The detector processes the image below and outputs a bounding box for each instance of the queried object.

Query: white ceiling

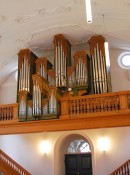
[0,0,130,85]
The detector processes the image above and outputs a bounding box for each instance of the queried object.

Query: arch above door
[54,132,94,175]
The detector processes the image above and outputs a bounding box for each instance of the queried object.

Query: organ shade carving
[88,35,111,94]
[17,34,112,121]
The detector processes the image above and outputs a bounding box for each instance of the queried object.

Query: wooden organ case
[17,34,112,122]
[54,34,71,90]
[88,35,112,94]
[67,51,92,96]
[17,49,62,121]
[17,49,38,119]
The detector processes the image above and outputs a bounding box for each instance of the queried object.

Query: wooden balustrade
[0,149,31,175]
[0,91,130,134]
[60,91,130,119]
[0,103,18,122]
[110,159,130,175]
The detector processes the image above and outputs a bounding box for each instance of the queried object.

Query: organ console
[17,34,112,121]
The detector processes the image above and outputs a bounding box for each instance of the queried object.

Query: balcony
[0,90,130,135]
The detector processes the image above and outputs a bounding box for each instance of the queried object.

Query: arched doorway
[54,133,93,175]
[65,139,92,175]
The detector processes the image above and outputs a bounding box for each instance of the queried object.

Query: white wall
[0,126,130,175]
[109,49,130,91]
[0,70,17,104]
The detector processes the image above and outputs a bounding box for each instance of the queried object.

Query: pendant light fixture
[85,0,92,23]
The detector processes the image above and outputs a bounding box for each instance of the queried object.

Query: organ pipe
[54,34,71,88]
[74,51,88,87]
[88,35,112,94]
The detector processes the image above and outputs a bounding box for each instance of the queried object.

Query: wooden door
[65,153,92,175]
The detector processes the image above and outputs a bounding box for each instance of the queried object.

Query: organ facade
[17,34,111,121]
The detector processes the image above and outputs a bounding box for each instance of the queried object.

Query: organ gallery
[17,34,111,121]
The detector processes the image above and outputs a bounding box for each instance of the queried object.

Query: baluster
[93,99,96,113]
[84,99,87,113]
[6,107,9,120]
[107,97,111,111]
[87,98,91,113]
[79,99,81,114]
[76,100,79,114]
[72,100,75,114]
[82,99,85,113]
[69,100,72,115]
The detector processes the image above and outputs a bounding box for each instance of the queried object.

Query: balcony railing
[0,149,31,175]
[110,159,130,175]
[0,91,130,122]
[60,91,130,119]
[0,103,18,122]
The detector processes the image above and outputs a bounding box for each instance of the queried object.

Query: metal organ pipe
[58,42,60,86]
[23,57,26,90]
[55,45,58,86]
[94,47,99,94]
[61,45,63,85]
[102,55,107,92]
[33,85,35,115]
[38,87,41,115]
[19,68,21,90]
[25,58,28,91]
[92,55,96,93]
[96,44,102,93]
[21,61,24,90]
[49,91,56,114]
[100,50,105,93]
[28,64,30,92]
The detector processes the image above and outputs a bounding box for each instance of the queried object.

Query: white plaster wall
[0,126,130,175]
[109,49,130,91]
[0,70,17,104]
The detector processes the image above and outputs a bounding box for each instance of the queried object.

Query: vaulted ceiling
[0,0,130,85]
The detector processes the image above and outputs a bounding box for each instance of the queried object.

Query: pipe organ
[48,87,62,115]
[67,67,75,88]
[18,91,28,118]
[48,69,55,87]
[36,57,53,79]
[18,49,38,94]
[32,75,43,116]
[88,35,111,94]
[17,34,112,121]
[54,34,71,88]
[74,51,88,86]
[67,51,91,96]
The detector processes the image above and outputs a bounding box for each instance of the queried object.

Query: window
[118,52,130,69]
[66,139,91,153]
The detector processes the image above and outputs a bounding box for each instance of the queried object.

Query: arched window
[66,139,91,153]
[118,52,130,69]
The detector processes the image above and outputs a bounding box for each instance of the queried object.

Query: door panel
[65,154,92,175]
[65,155,79,175]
